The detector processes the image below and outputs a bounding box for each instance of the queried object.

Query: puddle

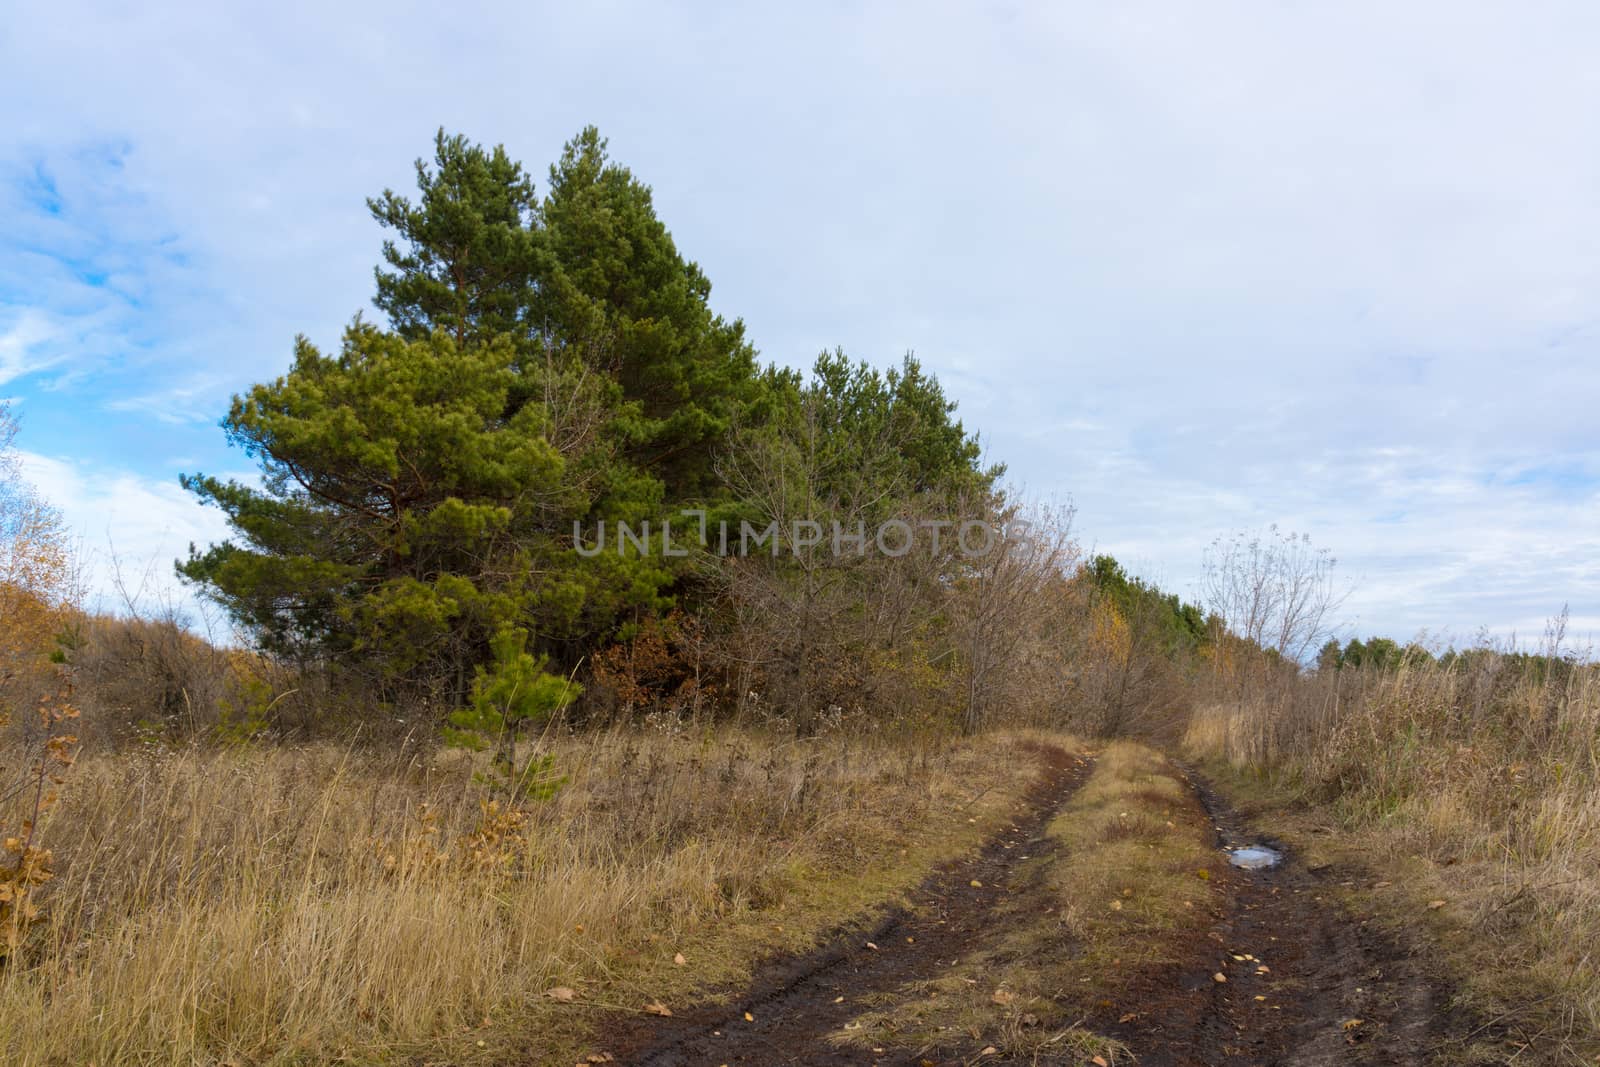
[1225,846,1281,870]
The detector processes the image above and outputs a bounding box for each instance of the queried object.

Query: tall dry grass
[0,725,1043,1065]
[1186,645,1600,1046]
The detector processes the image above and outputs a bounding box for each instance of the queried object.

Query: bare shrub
[1201,525,1346,667]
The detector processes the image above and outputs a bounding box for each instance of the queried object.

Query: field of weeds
[0,727,1056,1065]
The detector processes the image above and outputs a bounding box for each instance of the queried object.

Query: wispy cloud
[0,309,64,385]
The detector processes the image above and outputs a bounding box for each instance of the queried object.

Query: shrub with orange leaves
[588,612,714,725]
[0,402,78,955]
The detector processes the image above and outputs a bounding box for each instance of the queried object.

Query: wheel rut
[604,743,1095,1066]
[602,750,1496,1067]
[1094,765,1484,1066]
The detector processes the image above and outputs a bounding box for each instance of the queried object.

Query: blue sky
[3,1,1598,645]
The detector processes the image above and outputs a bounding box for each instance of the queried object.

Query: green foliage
[444,626,576,802]
[1084,554,1208,656]
[181,128,754,697]
[1319,636,1444,672]
[806,349,999,503]
[445,627,578,743]
[369,129,546,349]
[179,324,587,682]
[728,349,998,533]
[541,128,763,503]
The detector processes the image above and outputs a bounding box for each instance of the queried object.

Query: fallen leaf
[1428,899,1447,910]
[744,1010,755,1021]
[1342,1018,1364,1031]
[865,941,880,951]
[980,1047,998,1056]
[991,989,1016,1005]
[833,995,845,1003]
[1196,868,1211,881]
[1118,1011,1139,1023]
[1212,972,1227,983]
[644,1001,672,1017]
[546,987,577,1003]
[1092,1057,1109,1067]
[673,953,686,966]
[1257,965,1270,974]
[970,880,984,888]
[1110,900,1123,911]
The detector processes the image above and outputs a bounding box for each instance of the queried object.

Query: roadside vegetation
[0,126,1596,1064]
[1187,636,1600,1060]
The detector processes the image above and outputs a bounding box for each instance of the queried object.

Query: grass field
[0,728,1072,1065]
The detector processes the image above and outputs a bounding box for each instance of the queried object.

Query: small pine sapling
[443,626,578,802]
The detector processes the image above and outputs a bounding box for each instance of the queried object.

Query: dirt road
[1091,767,1475,1066]
[602,746,1487,1066]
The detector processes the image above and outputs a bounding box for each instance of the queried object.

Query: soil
[599,748,1496,1067]
[1089,766,1486,1066]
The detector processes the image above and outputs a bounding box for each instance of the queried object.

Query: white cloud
[0,310,65,385]
[17,450,236,629]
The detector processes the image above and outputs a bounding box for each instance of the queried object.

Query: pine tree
[368,130,547,351]
[180,128,770,702]
[541,127,762,503]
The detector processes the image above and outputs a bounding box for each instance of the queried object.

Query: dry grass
[0,725,1050,1066]
[1186,653,1600,1059]
[1041,743,1219,978]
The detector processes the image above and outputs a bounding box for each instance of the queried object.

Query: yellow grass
[0,726,1055,1066]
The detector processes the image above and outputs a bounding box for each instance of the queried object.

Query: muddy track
[604,751,1498,1067]
[1096,764,1483,1067]
[604,743,1095,1067]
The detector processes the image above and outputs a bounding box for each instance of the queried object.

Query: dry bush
[582,611,716,727]
[0,724,1047,1064]
[704,495,1087,737]
[70,614,235,740]
[1069,590,1198,742]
